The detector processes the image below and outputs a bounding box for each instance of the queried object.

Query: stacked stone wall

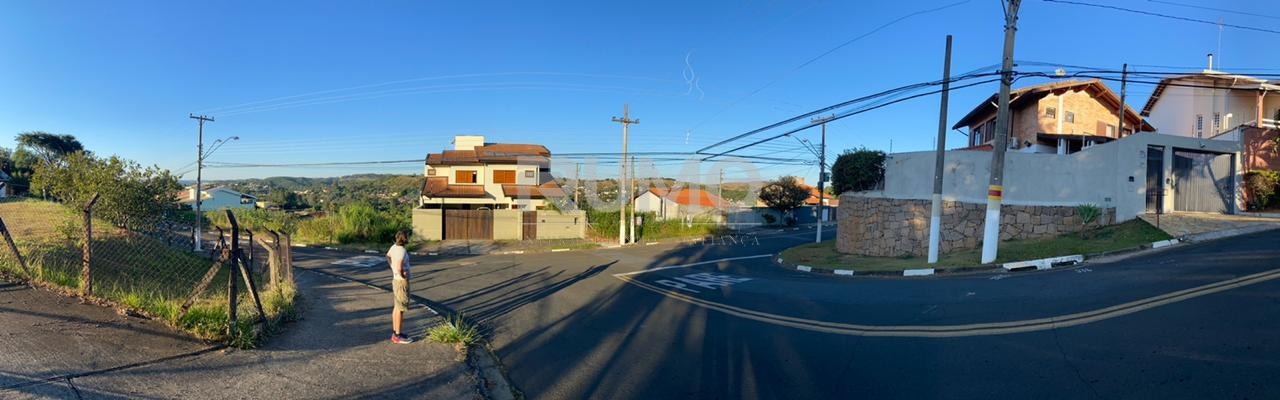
[836,194,1115,257]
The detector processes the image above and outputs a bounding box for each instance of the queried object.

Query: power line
[1043,0,1280,35]
[1146,0,1280,21]
[682,0,973,138]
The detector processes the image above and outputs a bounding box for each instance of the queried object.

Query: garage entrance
[1172,149,1235,214]
[443,209,493,240]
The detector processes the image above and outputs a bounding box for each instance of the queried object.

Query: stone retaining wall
[836,194,1115,257]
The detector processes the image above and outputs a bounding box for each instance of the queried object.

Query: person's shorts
[393,279,410,312]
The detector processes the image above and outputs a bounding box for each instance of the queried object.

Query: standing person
[387,230,414,344]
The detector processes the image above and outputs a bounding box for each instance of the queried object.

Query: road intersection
[295,226,1280,399]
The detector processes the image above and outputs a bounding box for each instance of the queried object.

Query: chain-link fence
[0,197,297,347]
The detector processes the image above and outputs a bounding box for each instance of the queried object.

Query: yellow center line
[615,267,1280,338]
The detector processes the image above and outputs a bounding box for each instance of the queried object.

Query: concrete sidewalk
[1,272,477,399]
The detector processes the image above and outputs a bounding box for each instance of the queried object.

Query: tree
[830,147,886,195]
[31,152,181,229]
[759,176,810,225]
[16,131,84,167]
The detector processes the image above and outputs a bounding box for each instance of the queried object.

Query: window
[524,170,535,178]
[971,125,982,146]
[1196,114,1204,131]
[1065,111,1075,123]
[1045,107,1057,119]
[455,170,477,184]
[493,170,516,184]
[1105,124,1115,137]
[1213,112,1221,129]
[427,168,436,176]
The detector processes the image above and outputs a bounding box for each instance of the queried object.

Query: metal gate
[443,209,493,240]
[522,211,537,240]
[1172,150,1234,213]
[1145,145,1165,213]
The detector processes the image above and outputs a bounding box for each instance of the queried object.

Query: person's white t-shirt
[387,245,410,281]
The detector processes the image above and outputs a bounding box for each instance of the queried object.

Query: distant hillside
[212,174,422,211]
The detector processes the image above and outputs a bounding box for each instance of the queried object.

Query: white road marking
[330,255,384,268]
[1075,268,1093,274]
[653,272,753,294]
[612,254,774,277]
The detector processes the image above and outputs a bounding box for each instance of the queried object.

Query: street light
[193,135,238,252]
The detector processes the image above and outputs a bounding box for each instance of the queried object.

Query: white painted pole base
[980,205,1001,264]
[927,194,942,263]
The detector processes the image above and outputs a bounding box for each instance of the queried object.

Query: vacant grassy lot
[0,198,297,346]
[781,219,1172,272]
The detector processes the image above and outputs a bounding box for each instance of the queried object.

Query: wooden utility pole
[811,115,834,243]
[611,105,638,246]
[574,162,582,208]
[189,114,214,252]
[980,0,1020,264]
[1117,63,1127,139]
[928,35,953,264]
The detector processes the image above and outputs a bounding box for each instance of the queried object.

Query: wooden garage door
[522,211,537,240]
[443,209,493,240]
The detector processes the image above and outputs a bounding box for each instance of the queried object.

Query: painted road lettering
[654,272,752,294]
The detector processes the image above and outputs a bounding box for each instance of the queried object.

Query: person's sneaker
[391,333,414,344]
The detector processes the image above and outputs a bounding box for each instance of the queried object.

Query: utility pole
[574,162,582,208]
[811,115,834,243]
[928,35,954,264]
[189,114,214,252]
[612,105,638,246]
[980,0,1020,264]
[1117,63,1127,139]
[717,169,725,227]
[629,155,637,244]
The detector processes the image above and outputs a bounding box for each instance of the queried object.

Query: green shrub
[1244,170,1280,211]
[1076,203,1101,239]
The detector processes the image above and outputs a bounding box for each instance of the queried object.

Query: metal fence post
[81,193,100,296]
[246,229,254,274]
[0,217,32,279]
[225,211,239,338]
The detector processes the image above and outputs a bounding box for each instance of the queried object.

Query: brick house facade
[954,80,1154,154]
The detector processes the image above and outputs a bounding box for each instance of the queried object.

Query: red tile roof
[426,143,551,166]
[645,188,728,208]
[421,177,487,198]
[501,183,568,199]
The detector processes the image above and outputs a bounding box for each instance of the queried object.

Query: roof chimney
[1207,53,1214,71]
[452,135,485,151]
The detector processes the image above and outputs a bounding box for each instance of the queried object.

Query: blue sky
[1,0,1276,182]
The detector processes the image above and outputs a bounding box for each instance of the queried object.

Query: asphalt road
[295,227,1280,399]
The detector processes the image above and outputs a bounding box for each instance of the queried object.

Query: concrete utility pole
[189,114,214,252]
[1117,63,1127,139]
[980,0,1020,264]
[574,162,582,208]
[928,35,954,264]
[629,155,637,244]
[811,115,834,243]
[612,105,638,246]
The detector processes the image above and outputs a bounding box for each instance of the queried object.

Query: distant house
[419,135,568,210]
[953,79,1154,154]
[1141,67,1280,171]
[177,186,256,210]
[634,187,728,220]
[0,170,9,198]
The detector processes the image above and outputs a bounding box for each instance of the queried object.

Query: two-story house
[954,79,1153,154]
[1140,65,1280,171]
[419,135,567,210]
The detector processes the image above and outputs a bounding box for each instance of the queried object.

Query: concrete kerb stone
[1002,255,1083,272]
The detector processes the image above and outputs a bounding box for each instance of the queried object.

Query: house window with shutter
[525,170,535,178]
[493,170,516,184]
[427,169,436,176]
[1045,107,1057,119]
[1065,111,1075,123]
[455,170,477,184]
[1105,124,1115,137]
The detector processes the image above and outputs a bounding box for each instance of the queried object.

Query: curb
[772,255,994,277]
[1002,255,1083,271]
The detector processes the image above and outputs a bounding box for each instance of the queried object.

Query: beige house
[419,135,567,210]
[413,135,584,241]
[954,80,1154,154]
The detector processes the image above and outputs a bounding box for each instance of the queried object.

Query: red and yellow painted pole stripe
[987,185,1003,201]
